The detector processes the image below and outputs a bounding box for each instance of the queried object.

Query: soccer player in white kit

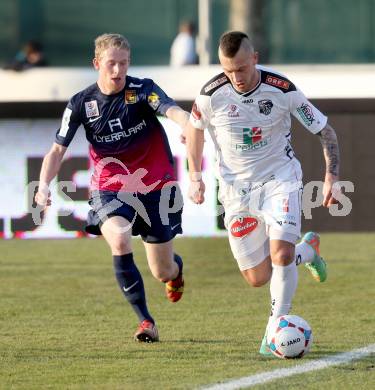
[186,31,340,355]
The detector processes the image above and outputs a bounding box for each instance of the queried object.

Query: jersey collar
[231,70,262,97]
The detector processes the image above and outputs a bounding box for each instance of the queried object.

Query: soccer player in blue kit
[35,33,190,342]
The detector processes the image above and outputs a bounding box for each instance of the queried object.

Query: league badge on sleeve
[85,100,99,118]
[147,92,160,110]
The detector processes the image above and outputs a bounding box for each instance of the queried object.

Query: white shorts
[219,162,303,271]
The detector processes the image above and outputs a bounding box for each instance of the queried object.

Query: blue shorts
[85,185,183,243]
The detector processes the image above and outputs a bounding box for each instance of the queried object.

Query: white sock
[295,242,314,265]
[266,262,298,334]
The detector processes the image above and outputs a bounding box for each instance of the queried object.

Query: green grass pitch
[1,234,374,389]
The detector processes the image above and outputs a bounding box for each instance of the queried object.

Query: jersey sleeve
[189,94,211,130]
[55,97,82,146]
[145,80,177,115]
[288,88,327,134]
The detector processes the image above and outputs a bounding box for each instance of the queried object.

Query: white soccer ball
[267,315,313,359]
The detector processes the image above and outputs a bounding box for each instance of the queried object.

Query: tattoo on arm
[318,124,340,176]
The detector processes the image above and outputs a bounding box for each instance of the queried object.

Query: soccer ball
[267,315,313,359]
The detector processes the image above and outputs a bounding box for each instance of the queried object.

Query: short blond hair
[94,33,130,59]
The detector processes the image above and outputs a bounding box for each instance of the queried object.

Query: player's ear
[93,57,100,70]
[252,51,259,64]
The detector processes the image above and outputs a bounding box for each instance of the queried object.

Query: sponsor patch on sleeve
[296,103,315,126]
[204,75,228,93]
[265,75,290,90]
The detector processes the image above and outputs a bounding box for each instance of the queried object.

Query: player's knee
[271,249,294,266]
[242,270,270,287]
[250,275,270,287]
[109,237,131,255]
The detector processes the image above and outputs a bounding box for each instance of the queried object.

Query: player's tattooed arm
[317,123,341,207]
[317,123,340,176]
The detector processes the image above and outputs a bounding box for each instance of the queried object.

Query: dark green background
[1,0,374,66]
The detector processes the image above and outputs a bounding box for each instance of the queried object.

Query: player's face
[219,46,259,93]
[94,48,130,94]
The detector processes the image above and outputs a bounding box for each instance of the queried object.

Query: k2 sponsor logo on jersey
[296,103,315,126]
[85,100,99,118]
[228,104,240,117]
[192,102,202,120]
[148,92,160,110]
[265,75,290,90]
[258,99,273,115]
[241,98,253,104]
[125,90,137,104]
[230,216,258,237]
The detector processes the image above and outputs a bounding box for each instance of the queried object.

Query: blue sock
[113,254,154,324]
[173,253,183,278]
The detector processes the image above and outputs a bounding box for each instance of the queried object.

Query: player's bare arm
[165,106,190,143]
[35,143,67,208]
[186,122,205,204]
[317,123,340,207]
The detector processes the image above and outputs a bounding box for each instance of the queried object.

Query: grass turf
[0,233,374,389]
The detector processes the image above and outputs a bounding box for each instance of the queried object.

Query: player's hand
[188,179,205,204]
[34,189,51,209]
[322,173,341,207]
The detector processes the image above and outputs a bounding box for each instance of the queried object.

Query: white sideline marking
[201,344,375,390]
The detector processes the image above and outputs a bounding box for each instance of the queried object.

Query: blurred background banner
[0,118,221,239]
[1,0,374,238]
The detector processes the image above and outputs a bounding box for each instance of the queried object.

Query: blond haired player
[35,33,189,343]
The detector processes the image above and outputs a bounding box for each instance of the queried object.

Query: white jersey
[189,65,327,184]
